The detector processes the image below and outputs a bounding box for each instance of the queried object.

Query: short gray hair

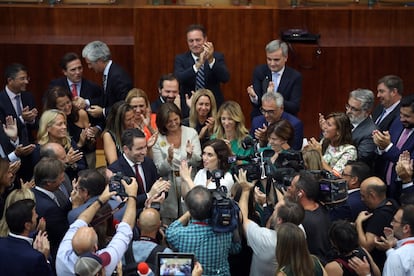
[265,40,288,57]
[82,41,111,62]
[262,92,284,107]
[349,89,374,111]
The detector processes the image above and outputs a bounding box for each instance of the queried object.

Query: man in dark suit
[82,40,133,118]
[373,94,414,199]
[0,116,36,186]
[345,89,377,166]
[174,24,230,117]
[372,75,403,132]
[0,63,38,144]
[32,157,71,262]
[108,128,170,209]
[49,52,104,168]
[250,92,303,150]
[0,199,53,276]
[151,73,180,114]
[329,161,369,222]
[247,40,302,119]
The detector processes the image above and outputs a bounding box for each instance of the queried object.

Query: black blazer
[32,188,70,260]
[108,154,159,208]
[372,103,400,132]
[104,62,133,116]
[49,77,104,106]
[0,235,54,276]
[0,89,38,144]
[251,65,302,118]
[174,51,230,117]
[375,115,414,198]
[49,77,105,129]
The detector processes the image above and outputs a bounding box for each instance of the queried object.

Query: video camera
[109,172,132,198]
[310,170,348,206]
[230,136,276,182]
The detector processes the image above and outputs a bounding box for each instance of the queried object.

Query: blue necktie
[375,108,386,125]
[195,62,205,91]
[15,95,22,117]
[272,72,280,92]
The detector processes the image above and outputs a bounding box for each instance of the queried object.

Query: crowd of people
[0,22,413,276]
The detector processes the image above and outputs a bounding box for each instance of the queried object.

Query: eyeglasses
[345,104,362,112]
[260,107,276,115]
[342,173,354,177]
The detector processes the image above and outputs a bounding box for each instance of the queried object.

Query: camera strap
[89,200,126,227]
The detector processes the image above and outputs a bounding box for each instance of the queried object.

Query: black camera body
[230,136,276,182]
[109,172,132,197]
[309,170,348,206]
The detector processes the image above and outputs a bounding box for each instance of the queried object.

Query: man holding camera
[236,169,305,276]
[166,186,240,276]
[108,128,170,209]
[56,178,138,276]
[285,171,331,263]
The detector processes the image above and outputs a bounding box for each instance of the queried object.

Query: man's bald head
[138,208,161,234]
[360,177,387,209]
[72,226,98,255]
[40,142,67,161]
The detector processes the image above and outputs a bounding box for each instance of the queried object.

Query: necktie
[386,129,412,185]
[272,72,280,92]
[54,188,69,208]
[195,61,205,91]
[375,108,386,125]
[71,83,78,98]
[134,163,145,195]
[15,94,22,117]
[103,74,107,91]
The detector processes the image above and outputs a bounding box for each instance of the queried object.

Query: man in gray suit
[345,89,377,166]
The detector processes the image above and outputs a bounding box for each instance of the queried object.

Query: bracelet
[128,195,137,201]
[96,198,104,207]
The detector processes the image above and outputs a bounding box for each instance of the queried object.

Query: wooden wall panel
[0,4,413,139]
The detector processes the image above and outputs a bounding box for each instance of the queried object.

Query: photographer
[166,186,240,276]
[285,171,331,263]
[56,177,138,275]
[236,169,305,276]
[180,139,234,197]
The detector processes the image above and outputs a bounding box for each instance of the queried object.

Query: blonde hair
[302,149,323,170]
[189,89,217,129]
[0,188,35,237]
[213,101,249,146]
[125,88,150,109]
[37,109,71,150]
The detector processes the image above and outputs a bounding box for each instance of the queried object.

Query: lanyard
[401,240,414,247]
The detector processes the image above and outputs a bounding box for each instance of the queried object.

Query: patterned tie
[71,83,78,98]
[134,163,145,195]
[195,61,205,91]
[15,94,22,117]
[386,129,412,185]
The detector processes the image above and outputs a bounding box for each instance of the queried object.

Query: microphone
[137,262,154,276]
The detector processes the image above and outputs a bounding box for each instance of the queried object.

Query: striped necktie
[195,60,205,91]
